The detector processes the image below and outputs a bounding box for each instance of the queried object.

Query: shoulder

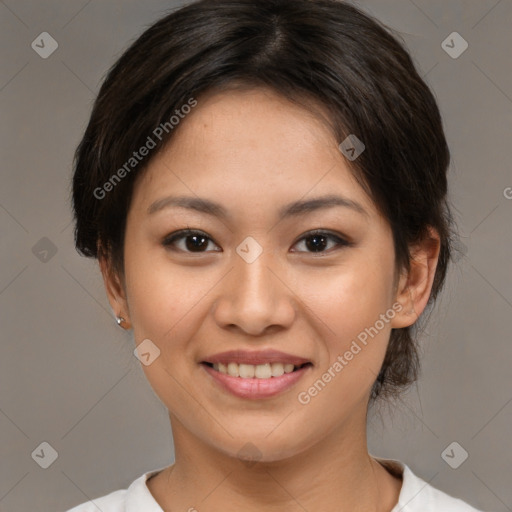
[375,457,484,512]
[64,467,166,512]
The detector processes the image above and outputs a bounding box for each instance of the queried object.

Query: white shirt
[65,458,484,511]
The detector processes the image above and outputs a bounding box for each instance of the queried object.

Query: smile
[200,362,313,399]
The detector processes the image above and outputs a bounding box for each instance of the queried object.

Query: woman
[67,0,483,510]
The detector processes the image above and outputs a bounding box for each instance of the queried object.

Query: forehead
[130,88,376,220]
[150,88,336,168]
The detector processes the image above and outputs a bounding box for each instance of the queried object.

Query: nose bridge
[235,247,276,301]
[233,234,278,297]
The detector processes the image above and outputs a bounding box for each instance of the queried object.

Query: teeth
[271,362,285,377]
[227,362,238,377]
[211,362,299,378]
[255,363,271,379]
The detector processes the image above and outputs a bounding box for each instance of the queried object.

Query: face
[103,87,423,463]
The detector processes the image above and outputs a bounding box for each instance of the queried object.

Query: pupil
[306,234,327,252]
[186,235,207,251]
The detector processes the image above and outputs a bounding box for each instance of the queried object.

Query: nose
[212,249,296,336]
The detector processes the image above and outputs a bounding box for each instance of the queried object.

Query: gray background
[1,0,511,511]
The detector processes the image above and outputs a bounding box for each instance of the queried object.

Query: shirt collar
[125,465,167,512]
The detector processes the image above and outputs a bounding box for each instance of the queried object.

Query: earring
[116,316,126,327]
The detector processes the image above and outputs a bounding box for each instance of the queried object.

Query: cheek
[123,246,205,404]
[294,249,395,399]
[299,252,394,343]
[123,243,204,340]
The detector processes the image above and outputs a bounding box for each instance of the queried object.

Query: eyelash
[162,228,352,255]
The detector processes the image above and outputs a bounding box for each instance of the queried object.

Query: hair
[72,0,456,402]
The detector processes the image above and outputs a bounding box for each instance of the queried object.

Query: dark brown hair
[72,0,456,402]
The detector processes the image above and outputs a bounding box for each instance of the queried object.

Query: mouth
[200,361,313,399]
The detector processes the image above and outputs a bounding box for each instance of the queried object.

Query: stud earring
[116,316,126,327]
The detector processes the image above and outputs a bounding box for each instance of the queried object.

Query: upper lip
[201,349,312,366]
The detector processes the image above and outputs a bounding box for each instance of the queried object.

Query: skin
[100,87,440,511]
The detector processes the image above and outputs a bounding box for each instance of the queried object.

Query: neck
[148,412,402,512]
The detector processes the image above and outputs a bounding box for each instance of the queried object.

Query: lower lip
[201,363,312,399]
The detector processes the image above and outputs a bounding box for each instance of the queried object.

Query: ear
[391,226,441,329]
[98,249,132,330]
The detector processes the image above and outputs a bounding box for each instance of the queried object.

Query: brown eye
[291,230,351,254]
[163,229,220,253]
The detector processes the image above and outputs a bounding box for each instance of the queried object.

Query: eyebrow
[147,194,369,220]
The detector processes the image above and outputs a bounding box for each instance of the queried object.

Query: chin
[207,430,315,466]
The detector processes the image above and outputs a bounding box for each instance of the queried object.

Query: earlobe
[390,227,441,329]
[115,315,131,330]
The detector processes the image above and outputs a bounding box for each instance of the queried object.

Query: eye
[162,228,352,254]
[291,230,352,254]
[162,228,220,253]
